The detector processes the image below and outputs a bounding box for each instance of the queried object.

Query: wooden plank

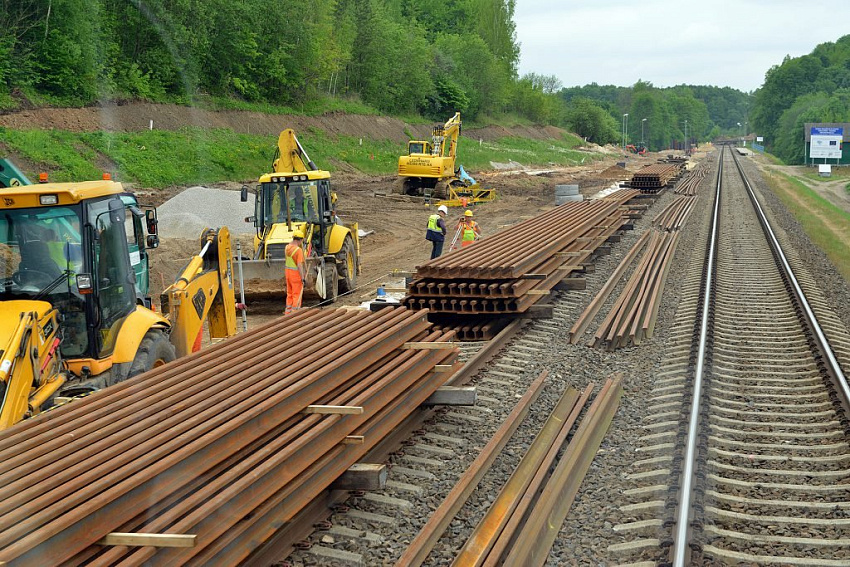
[526,290,551,296]
[342,435,365,444]
[391,270,418,277]
[520,273,547,280]
[330,464,388,491]
[423,386,477,406]
[98,533,196,548]
[555,251,583,258]
[303,405,364,415]
[402,342,456,350]
[434,364,455,373]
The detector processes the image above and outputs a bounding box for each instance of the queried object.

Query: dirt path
[758,159,850,214]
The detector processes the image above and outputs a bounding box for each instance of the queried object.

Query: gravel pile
[157,186,254,239]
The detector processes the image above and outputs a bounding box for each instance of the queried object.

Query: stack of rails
[0,307,458,567]
[628,163,684,193]
[404,189,641,340]
[673,164,709,196]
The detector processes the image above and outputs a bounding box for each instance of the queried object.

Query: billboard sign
[810,126,843,159]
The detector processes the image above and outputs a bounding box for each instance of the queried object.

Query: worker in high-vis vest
[458,209,481,248]
[425,204,448,259]
[284,230,307,314]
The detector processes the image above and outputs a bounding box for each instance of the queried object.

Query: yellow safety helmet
[464,209,473,217]
[292,230,305,239]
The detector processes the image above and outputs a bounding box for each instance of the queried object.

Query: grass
[797,166,850,184]
[765,170,850,280]
[1,124,597,189]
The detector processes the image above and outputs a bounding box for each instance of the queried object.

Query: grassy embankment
[763,168,850,280]
[0,122,590,189]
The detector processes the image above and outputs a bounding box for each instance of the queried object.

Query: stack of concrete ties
[404,190,641,338]
[629,163,684,192]
[0,307,458,566]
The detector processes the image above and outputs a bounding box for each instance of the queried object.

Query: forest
[4,0,754,152]
[751,34,850,164]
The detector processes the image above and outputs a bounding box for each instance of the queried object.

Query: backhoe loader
[396,112,495,206]
[239,129,361,302]
[0,178,237,430]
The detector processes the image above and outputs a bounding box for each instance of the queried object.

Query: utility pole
[641,118,647,147]
[684,120,688,153]
[622,113,628,152]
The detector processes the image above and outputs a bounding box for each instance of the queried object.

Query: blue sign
[811,126,843,136]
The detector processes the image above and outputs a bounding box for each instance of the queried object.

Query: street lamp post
[622,113,629,152]
[737,122,742,146]
[684,120,688,153]
[641,118,647,147]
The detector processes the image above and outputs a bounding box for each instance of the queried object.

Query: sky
[515,0,850,93]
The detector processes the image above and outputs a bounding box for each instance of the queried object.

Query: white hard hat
[438,205,448,214]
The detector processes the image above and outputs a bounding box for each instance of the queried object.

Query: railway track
[609,146,850,565]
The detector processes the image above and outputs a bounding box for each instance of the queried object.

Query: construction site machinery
[0,158,32,188]
[396,112,495,206]
[0,179,237,430]
[239,129,361,302]
[626,144,647,156]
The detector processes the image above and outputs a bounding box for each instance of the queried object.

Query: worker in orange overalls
[285,230,307,315]
[458,209,482,248]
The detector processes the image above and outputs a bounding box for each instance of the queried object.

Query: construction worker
[458,209,481,248]
[285,230,307,314]
[425,205,448,259]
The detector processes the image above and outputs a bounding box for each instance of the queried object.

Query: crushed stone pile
[157,186,255,239]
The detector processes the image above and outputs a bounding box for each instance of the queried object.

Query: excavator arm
[160,228,237,358]
[0,304,66,430]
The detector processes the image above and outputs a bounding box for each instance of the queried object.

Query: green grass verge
[767,171,850,280]
[1,126,597,188]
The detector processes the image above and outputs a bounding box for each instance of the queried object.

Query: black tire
[336,236,358,294]
[126,330,176,380]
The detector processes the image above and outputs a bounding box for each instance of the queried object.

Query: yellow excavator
[396,112,495,205]
[239,129,361,302]
[0,177,237,430]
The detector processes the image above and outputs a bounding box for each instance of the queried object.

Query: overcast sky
[515,0,850,93]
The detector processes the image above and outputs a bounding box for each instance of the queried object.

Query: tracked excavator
[239,129,361,302]
[396,112,495,206]
[0,177,237,430]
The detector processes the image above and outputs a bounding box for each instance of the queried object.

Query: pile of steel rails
[673,164,710,196]
[397,372,623,567]
[404,189,643,340]
[628,162,685,192]
[0,307,458,567]
[569,192,697,349]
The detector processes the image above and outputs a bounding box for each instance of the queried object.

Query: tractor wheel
[433,181,449,199]
[336,236,358,294]
[126,330,176,380]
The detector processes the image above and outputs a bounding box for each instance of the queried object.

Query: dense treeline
[0,0,537,121]
[752,35,850,164]
[559,82,752,150]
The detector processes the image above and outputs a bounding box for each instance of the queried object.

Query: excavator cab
[238,129,361,303]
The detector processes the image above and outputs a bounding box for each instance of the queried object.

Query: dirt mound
[599,165,631,179]
[0,102,572,147]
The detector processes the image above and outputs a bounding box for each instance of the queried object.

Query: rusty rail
[0,307,457,566]
[629,163,684,192]
[673,164,709,196]
[500,375,623,567]
[394,370,550,567]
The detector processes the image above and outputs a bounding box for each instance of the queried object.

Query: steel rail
[671,147,723,567]
[501,375,623,567]
[393,370,550,567]
[452,384,589,567]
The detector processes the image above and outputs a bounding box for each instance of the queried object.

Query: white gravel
[157,186,255,239]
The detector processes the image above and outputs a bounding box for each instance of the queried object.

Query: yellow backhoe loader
[238,129,361,302]
[0,178,237,430]
[396,112,495,206]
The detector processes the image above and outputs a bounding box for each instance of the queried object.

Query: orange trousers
[285,269,303,314]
